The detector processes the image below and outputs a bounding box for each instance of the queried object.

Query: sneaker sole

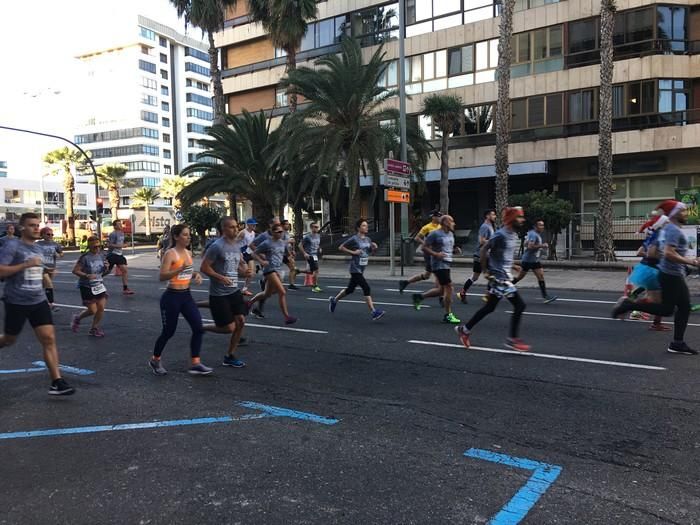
[372,312,385,321]
[149,363,167,376]
[188,369,214,375]
[543,297,558,304]
[505,343,531,352]
[48,388,75,396]
[222,362,246,368]
[667,347,698,355]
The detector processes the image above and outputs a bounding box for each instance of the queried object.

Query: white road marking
[385,289,617,304]
[53,303,130,314]
[505,310,700,327]
[407,340,666,371]
[202,319,326,334]
[307,297,431,308]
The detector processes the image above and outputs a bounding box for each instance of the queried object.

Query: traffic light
[96,198,104,216]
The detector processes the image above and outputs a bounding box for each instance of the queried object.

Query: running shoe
[288,284,299,290]
[51,304,60,312]
[412,293,423,311]
[505,338,531,352]
[123,288,135,295]
[311,286,323,293]
[88,327,105,338]
[251,307,265,319]
[284,315,298,325]
[458,290,468,304]
[649,323,671,331]
[543,296,558,304]
[188,363,214,375]
[455,325,471,348]
[481,294,489,303]
[371,309,386,321]
[148,359,167,376]
[48,378,75,396]
[667,341,698,355]
[691,304,700,312]
[71,314,80,333]
[328,296,337,313]
[398,280,409,294]
[629,311,651,321]
[611,297,633,319]
[223,355,246,367]
[443,312,461,324]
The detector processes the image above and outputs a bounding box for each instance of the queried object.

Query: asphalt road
[1,250,698,524]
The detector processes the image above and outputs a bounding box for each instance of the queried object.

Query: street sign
[381,174,410,189]
[384,158,412,176]
[385,189,410,203]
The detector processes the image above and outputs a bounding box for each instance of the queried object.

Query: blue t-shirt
[521,230,542,263]
[425,229,454,271]
[341,234,372,274]
[108,231,125,255]
[473,221,495,258]
[0,239,46,305]
[486,228,518,281]
[255,238,288,275]
[206,237,243,296]
[36,239,64,269]
[658,223,688,277]
[302,233,321,257]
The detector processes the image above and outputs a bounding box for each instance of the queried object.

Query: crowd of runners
[0,198,697,396]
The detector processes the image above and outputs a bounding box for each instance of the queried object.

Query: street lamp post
[398,0,409,238]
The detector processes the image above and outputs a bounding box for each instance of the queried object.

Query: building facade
[215,0,700,240]
[0,161,7,178]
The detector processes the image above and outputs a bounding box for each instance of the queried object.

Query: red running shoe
[649,323,671,331]
[505,338,531,352]
[454,325,471,348]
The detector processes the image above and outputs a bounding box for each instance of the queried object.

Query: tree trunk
[439,132,450,213]
[495,0,516,220]
[144,205,152,237]
[285,46,298,112]
[227,193,238,220]
[64,169,76,245]
[109,184,120,221]
[596,0,617,261]
[209,31,226,126]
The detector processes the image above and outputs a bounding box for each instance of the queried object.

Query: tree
[160,175,192,211]
[422,94,463,214]
[182,204,222,249]
[494,0,516,218]
[170,0,238,125]
[131,187,160,237]
[510,190,574,260]
[43,146,88,245]
[247,0,318,113]
[96,163,130,221]
[595,0,617,261]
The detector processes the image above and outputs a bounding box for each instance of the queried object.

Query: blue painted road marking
[32,361,95,376]
[0,401,339,441]
[464,448,562,525]
[0,367,47,375]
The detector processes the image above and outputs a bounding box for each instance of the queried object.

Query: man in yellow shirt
[399,210,442,293]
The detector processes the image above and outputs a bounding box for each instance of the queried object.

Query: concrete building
[215,0,700,246]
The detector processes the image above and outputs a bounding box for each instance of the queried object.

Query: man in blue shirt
[459,209,496,303]
[512,219,557,303]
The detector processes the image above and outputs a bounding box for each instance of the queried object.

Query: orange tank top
[169,252,193,288]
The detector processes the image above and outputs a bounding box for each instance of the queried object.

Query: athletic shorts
[210,291,247,327]
[307,256,319,273]
[79,286,108,305]
[628,263,661,291]
[346,273,371,296]
[107,253,127,267]
[242,252,253,264]
[521,261,542,271]
[433,269,452,286]
[4,300,53,335]
[472,258,483,274]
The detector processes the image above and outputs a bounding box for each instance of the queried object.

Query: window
[161,101,170,112]
[657,6,688,52]
[377,60,399,87]
[160,53,167,64]
[89,144,159,159]
[185,47,209,61]
[185,62,210,76]
[163,133,171,144]
[141,45,150,55]
[465,104,495,134]
[141,94,157,106]
[614,7,654,49]
[142,77,157,90]
[186,79,210,91]
[448,45,473,76]
[187,107,213,120]
[187,123,208,134]
[161,85,169,96]
[139,60,156,74]
[407,0,498,37]
[512,99,527,129]
[140,27,156,40]
[75,127,158,144]
[159,36,167,47]
[122,196,130,206]
[123,161,160,173]
[163,149,171,159]
[545,94,563,125]
[141,110,158,123]
[186,93,213,107]
[512,25,563,77]
[568,18,598,54]
[658,79,688,122]
[162,117,170,128]
[76,194,88,206]
[161,69,168,80]
[275,88,288,107]
[164,165,172,174]
[568,89,596,122]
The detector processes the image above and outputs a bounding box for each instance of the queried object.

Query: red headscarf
[502,206,524,226]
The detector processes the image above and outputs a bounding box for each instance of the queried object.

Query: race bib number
[90,281,106,295]
[359,256,369,266]
[22,266,43,289]
[444,254,453,263]
[177,266,193,282]
[225,272,238,288]
[312,255,318,262]
[112,248,123,256]
[42,255,54,266]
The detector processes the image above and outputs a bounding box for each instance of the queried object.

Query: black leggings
[345,273,371,296]
[153,289,204,358]
[465,291,526,338]
[627,272,690,341]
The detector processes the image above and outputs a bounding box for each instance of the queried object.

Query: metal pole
[39,174,46,225]
[131,212,136,255]
[398,0,409,238]
[389,202,395,276]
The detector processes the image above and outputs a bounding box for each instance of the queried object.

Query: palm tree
[247,0,318,112]
[422,94,463,214]
[596,0,617,261]
[160,175,192,211]
[96,163,130,221]
[494,0,516,217]
[170,0,238,125]
[131,187,160,237]
[43,147,87,245]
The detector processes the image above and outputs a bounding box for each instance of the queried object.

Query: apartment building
[216,0,700,235]
[73,16,213,210]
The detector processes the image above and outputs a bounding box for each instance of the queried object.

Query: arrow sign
[384,158,412,176]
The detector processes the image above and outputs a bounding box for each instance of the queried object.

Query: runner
[398,210,442,293]
[511,220,558,303]
[412,215,461,323]
[0,223,17,248]
[241,218,258,296]
[0,212,75,395]
[149,224,212,376]
[248,217,281,318]
[156,225,171,260]
[328,219,385,320]
[455,207,530,351]
[71,236,110,337]
[248,224,298,324]
[281,219,299,290]
[79,235,89,253]
[298,221,322,292]
[105,220,134,295]
[200,217,252,367]
[459,209,496,303]
[612,200,699,354]
[36,227,64,311]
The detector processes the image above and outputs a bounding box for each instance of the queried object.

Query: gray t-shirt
[425,229,454,271]
[658,223,688,277]
[473,221,495,258]
[255,238,287,275]
[36,240,64,269]
[487,228,518,281]
[77,253,108,293]
[108,231,125,255]
[0,239,47,305]
[341,234,372,274]
[521,229,542,263]
[302,233,321,257]
[206,237,243,296]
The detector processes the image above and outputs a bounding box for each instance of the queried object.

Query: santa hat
[502,206,524,226]
[656,199,686,219]
[638,214,669,233]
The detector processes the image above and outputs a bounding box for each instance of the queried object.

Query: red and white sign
[384,158,412,176]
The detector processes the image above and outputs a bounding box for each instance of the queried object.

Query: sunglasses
[272,230,283,234]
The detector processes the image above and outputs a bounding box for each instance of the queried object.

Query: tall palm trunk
[63,169,76,244]
[439,132,450,213]
[495,0,515,218]
[109,184,120,221]
[285,47,298,112]
[144,204,152,237]
[293,204,304,247]
[596,0,617,261]
[208,31,226,125]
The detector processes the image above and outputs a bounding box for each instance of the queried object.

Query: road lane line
[53,303,129,313]
[383,289,618,304]
[0,367,47,375]
[408,340,666,370]
[307,297,431,308]
[202,319,327,334]
[505,310,700,327]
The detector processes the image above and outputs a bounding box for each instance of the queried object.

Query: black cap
[431,210,443,217]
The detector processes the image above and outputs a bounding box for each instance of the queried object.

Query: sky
[0,0,204,180]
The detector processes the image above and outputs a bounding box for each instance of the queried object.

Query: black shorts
[242,252,253,263]
[79,286,108,305]
[307,255,319,273]
[521,261,542,271]
[346,273,371,296]
[107,253,127,267]
[210,291,247,327]
[433,269,452,286]
[4,300,53,335]
[472,259,483,274]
